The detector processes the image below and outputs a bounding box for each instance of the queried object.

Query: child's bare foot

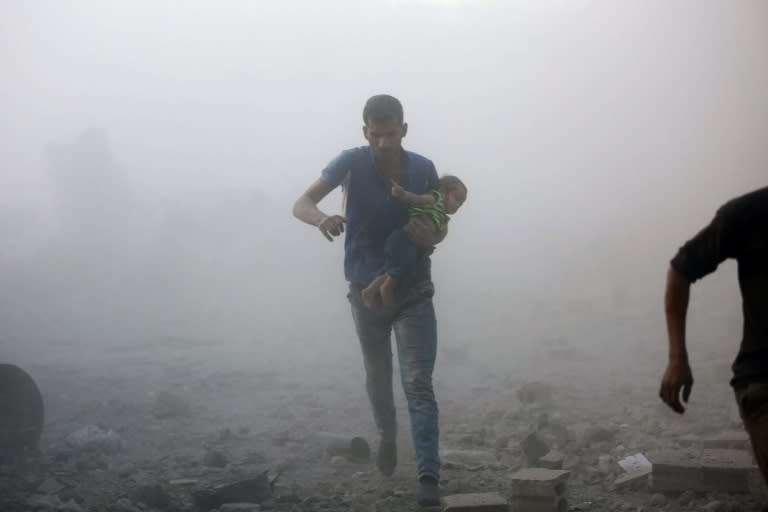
[361,284,378,309]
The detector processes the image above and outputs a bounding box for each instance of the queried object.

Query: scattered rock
[65,425,123,455]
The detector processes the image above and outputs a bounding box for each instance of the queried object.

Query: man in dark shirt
[292,95,442,507]
[660,186,768,485]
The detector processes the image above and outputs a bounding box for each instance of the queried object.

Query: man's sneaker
[376,436,397,476]
[417,476,440,507]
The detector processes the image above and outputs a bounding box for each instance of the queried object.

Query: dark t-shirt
[671,186,768,388]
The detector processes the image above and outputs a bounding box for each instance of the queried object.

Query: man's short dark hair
[363,95,404,125]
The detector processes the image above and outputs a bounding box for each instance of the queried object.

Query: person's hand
[659,358,694,414]
[390,179,406,199]
[318,215,346,241]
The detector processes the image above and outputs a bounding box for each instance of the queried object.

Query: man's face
[363,118,407,163]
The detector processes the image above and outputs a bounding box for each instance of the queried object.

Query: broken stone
[537,450,564,470]
[65,425,123,454]
[316,432,370,463]
[442,492,509,511]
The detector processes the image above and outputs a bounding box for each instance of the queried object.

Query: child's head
[438,175,467,215]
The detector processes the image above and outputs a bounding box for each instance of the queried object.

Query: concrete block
[442,492,509,511]
[509,495,567,512]
[649,448,753,493]
[509,468,569,497]
[613,470,650,491]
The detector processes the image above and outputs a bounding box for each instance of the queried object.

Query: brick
[509,468,569,497]
[442,492,509,511]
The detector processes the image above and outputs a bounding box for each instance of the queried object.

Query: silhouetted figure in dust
[660,186,768,486]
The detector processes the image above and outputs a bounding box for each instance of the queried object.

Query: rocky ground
[1,333,766,512]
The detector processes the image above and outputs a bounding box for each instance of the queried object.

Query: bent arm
[399,190,436,206]
[665,265,691,364]
[293,180,334,226]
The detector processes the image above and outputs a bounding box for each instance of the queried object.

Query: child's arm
[391,180,436,206]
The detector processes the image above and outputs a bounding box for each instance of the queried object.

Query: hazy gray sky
[1,1,766,365]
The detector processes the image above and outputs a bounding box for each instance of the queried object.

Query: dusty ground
[1,330,765,512]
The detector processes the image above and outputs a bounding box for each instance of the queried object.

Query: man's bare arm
[660,265,694,413]
[293,180,346,242]
[391,180,436,206]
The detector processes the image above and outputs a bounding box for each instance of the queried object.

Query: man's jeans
[348,279,440,481]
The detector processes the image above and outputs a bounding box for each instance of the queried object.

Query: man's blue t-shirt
[320,146,439,285]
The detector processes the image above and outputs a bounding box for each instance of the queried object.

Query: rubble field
[2,336,766,512]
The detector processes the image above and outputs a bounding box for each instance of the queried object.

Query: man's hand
[390,179,406,199]
[318,215,346,241]
[659,358,694,414]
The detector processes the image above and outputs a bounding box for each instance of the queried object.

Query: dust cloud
[1,1,766,510]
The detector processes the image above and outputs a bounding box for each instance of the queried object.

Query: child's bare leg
[362,274,387,309]
[380,274,398,308]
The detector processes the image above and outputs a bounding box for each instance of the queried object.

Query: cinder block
[442,492,509,511]
[509,495,567,512]
[613,470,650,491]
[649,448,753,493]
[509,468,569,497]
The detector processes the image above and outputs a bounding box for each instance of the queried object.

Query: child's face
[443,186,467,215]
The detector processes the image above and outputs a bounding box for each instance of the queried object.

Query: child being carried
[362,174,467,309]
